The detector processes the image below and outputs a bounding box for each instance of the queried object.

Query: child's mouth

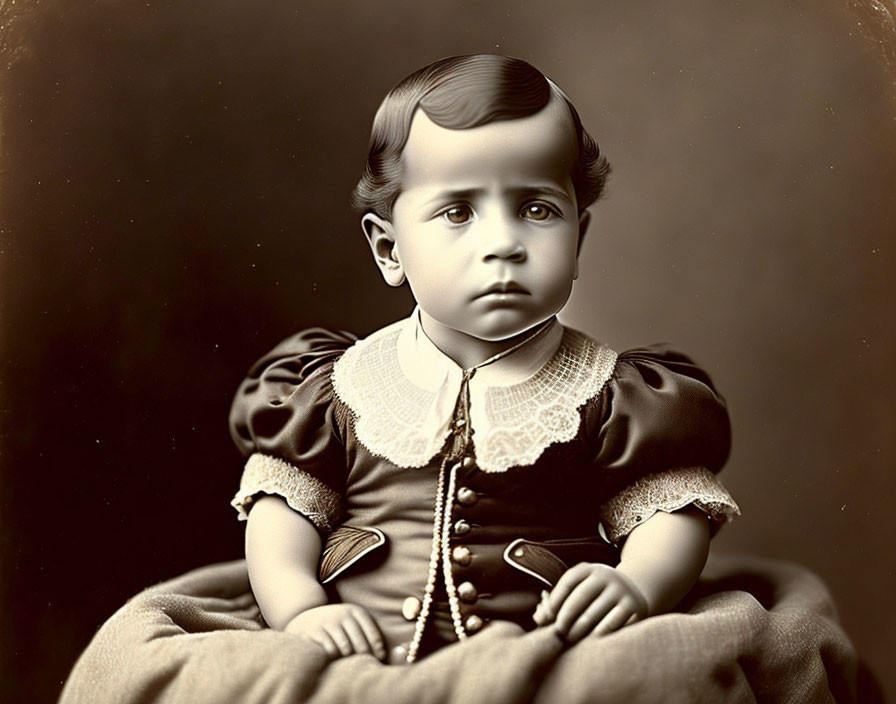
[474,282,530,299]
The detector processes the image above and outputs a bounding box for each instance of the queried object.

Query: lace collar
[331,312,618,472]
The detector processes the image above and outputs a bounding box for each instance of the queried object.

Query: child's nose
[481,217,527,263]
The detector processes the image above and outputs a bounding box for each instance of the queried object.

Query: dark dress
[229,316,738,662]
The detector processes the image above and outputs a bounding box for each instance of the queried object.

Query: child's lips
[474,282,530,300]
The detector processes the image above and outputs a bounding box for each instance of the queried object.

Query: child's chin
[471,313,555,343]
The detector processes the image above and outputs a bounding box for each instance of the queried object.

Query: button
[462,456,476,469]
[401,596,422,621]
[457,581,477,602]
[465,614,484,632]
[454,417,466,429]
[456,487,478,506]
[451,545,472,566]
[453,519,471,536]
[513,546,525,558]
[390,642,409,663]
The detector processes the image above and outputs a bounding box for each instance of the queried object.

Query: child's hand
[285,603,386,661]
[533,563,648,644]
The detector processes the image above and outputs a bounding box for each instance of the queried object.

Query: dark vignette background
[1,2,894,702]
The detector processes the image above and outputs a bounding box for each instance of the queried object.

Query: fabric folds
[59,556,861,704]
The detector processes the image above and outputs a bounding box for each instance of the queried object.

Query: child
[229,54,739,666]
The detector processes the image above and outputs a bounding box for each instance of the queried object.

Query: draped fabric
[60,556,859,704]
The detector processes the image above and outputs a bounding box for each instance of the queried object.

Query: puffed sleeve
[229,328,356,532]
[587,345,740,543]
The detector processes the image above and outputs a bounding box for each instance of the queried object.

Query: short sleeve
[228,328,356,532]
[587,345,740,542]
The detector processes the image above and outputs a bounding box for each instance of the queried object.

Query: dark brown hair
[351,54,610,218]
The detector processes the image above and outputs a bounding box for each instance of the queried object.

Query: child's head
[355,55,611,350]
[352,54,609,220]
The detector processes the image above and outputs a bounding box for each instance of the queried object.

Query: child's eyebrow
[511,186,574,206]
[421,189,482,210]
[420,186,574,210]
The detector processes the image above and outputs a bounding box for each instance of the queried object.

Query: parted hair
[351,54,610,219]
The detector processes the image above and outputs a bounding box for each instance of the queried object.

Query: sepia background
[1,1,894,701]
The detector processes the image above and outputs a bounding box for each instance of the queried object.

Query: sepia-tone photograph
[1,2,894,702]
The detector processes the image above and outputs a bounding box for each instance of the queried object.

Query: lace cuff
[231,453,342,531]
[600,467,740,543]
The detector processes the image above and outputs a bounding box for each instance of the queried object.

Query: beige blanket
[60,555,858,703]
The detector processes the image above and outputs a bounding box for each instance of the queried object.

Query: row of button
[452,458,481,632]
[395,454,482,661]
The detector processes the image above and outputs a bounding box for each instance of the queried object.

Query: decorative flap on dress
[503,535,620,587]
[332,323,618,472]
[319,525,387,584]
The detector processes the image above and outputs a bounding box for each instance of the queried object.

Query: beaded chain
[406,457,448,664]
[406,455,468,664]
[440,459,466,641]
[405,323,554,664]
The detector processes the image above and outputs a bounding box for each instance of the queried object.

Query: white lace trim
[332,325,618,472]
[473,329,618,472]
[332,322,449,468]
[600,466,741,543]
[231,453,342,531]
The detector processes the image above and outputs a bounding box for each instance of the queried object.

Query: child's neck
[418,312,554,371]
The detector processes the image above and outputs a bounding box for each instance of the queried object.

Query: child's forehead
[400,95,579,190]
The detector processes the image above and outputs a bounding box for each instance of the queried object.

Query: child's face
[365,95,588,344]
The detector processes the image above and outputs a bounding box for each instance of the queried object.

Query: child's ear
[574,210,591,280]
[361,213,405,287]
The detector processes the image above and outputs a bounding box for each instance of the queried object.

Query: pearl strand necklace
[406,456,448,664]
[440,459,466,641]
[405,317,557,663]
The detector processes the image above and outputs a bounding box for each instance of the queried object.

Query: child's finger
[565,591,617,643]
[341,616,372,656]
[533,591,548,625]
[543,564,591,622]
[353,609,387,661]
[313,629,342,659]
[553,578,607,638]
[591,602,636,637]
[324,624,354,657]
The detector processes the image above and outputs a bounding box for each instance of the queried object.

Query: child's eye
[521,202,558,221]
[441,205,474,225]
